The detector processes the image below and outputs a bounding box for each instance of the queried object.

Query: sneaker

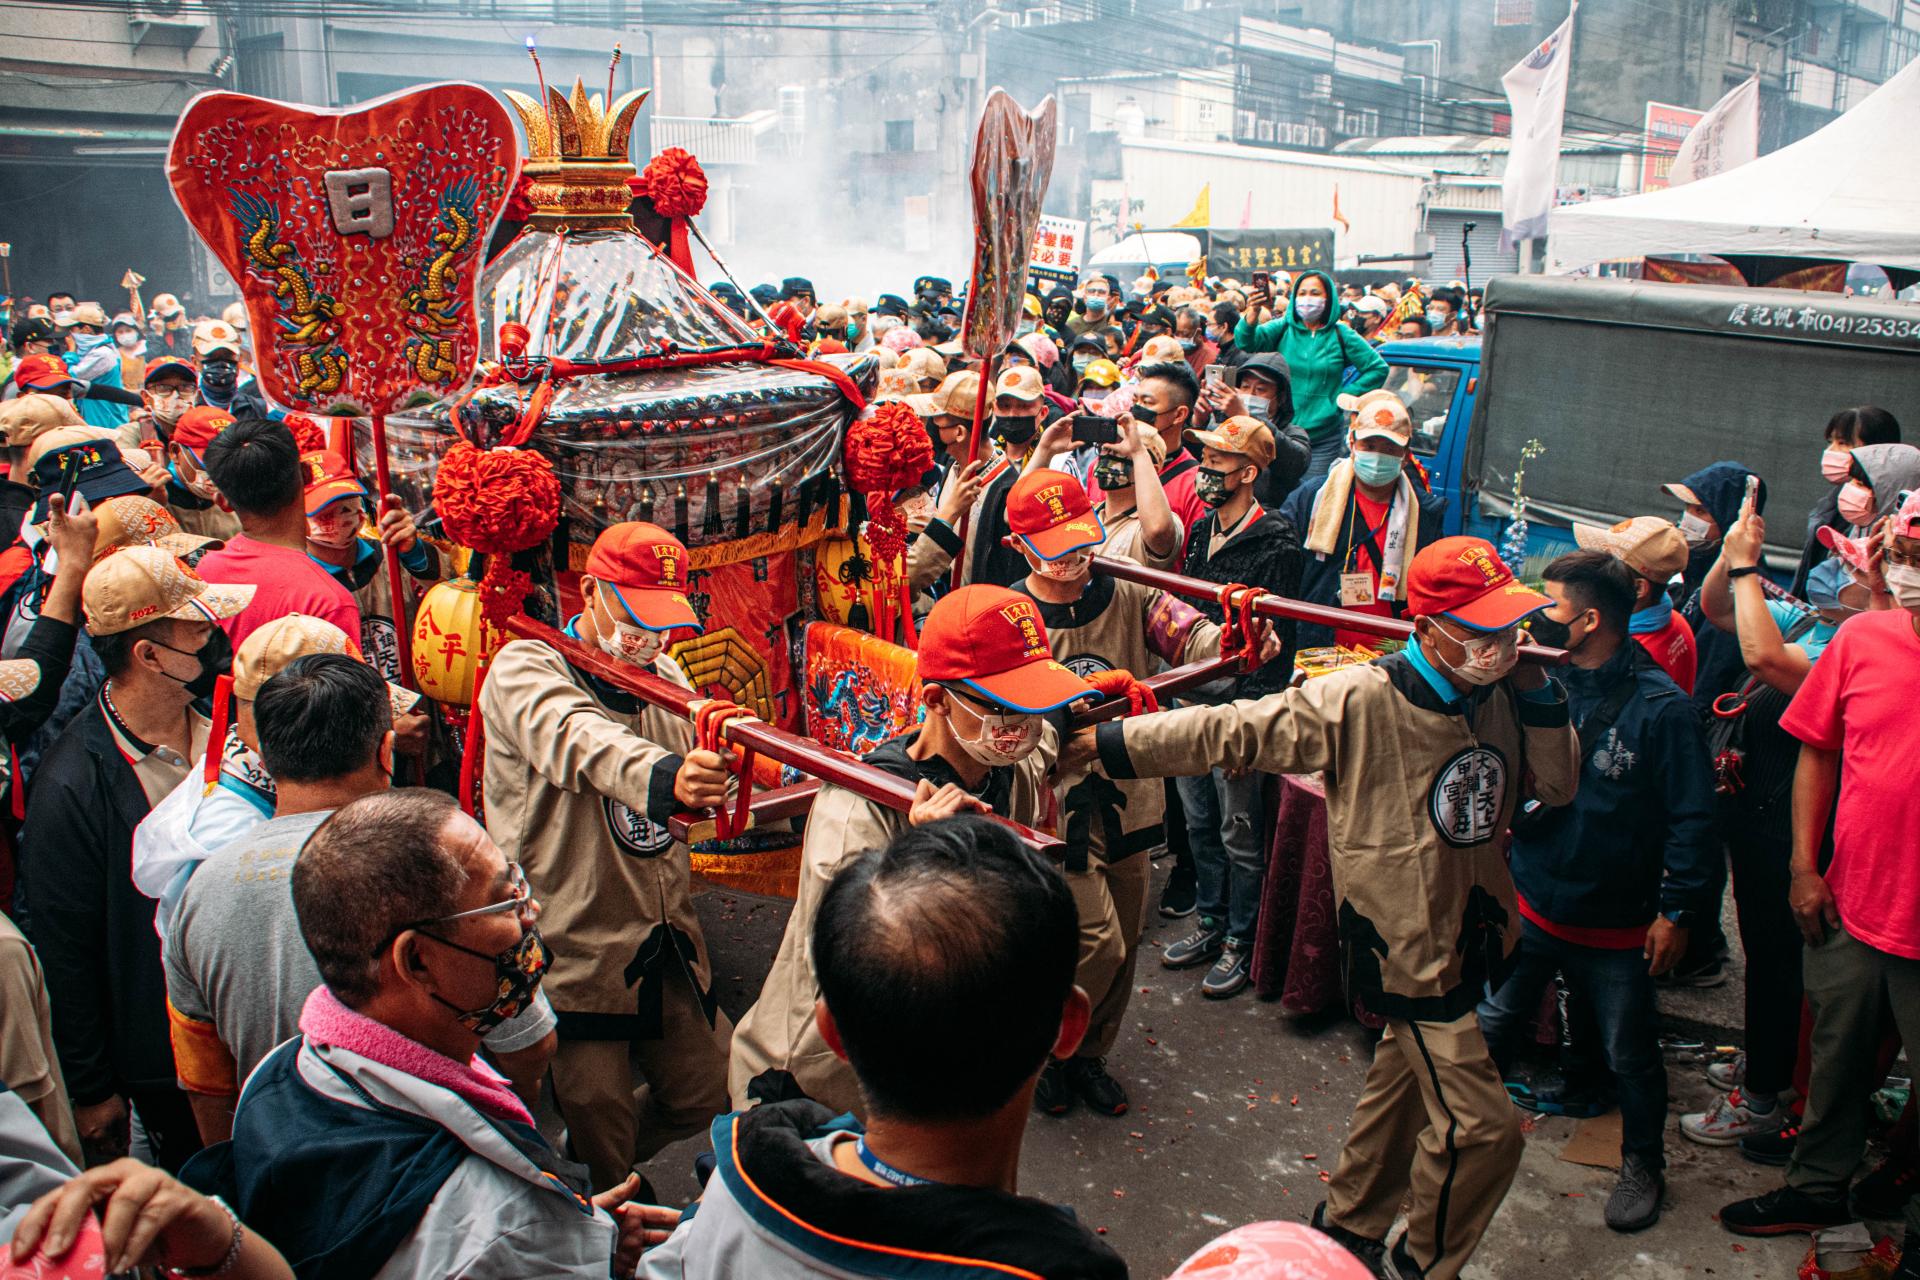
[1682,1090,1790,1146]
[1719,1185,1850,1236]
[1382,1234,1427,1279]
[1605,1155,1665,1232]
[1162,920,1226,969]
[1657,954,1729,989]
[1309,1201,1385,1273]
[1738,1120,1802,1167]
[1505,1068,1616,1119]
[1033,1058,1075,1116]
[1201,942,1250,998]
[1706,1052,1746,1092]
[1159,862,1197,918]
[1065,1056,1128,1116]
[1852,1158,1919,1220]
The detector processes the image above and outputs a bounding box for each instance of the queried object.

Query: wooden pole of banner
[946,351,1001,591]
[367,410,416,689]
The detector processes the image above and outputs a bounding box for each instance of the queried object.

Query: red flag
[1332,184,1351,235]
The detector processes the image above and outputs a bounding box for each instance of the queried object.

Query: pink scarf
[299,986,534,1128]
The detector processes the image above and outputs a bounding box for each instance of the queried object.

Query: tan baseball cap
[1662,481,1702,506]
[93,495,223,565]
[1138,335,1186,366]
[1338,389,1413,445]
[1184,416,1276,470]
[0,393,86,448]
[898,347,947,385]
[0,659,40,705]
[65,302,110,329]
[994,364,1046,403]
[232,612,420,716]
[82,545,255,636]
[873,366,920,402]
[1573,516,1689,582]
[908,371,982,419]
[192,320,243,358]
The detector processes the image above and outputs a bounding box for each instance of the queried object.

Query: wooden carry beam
[507,614,1065,854]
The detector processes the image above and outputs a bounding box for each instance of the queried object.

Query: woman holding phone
[1233,269,1387,482]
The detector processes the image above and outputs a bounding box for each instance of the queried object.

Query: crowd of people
[0,269,1912,1280]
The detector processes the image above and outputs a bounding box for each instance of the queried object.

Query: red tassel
[204,673,234,789]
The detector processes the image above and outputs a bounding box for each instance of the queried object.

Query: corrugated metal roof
[1119,136,1430,178]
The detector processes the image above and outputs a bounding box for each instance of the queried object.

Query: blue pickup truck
[1372,275,1920,574]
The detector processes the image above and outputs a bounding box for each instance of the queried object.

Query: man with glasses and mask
[21,548,255,1174]
[1479,550,1716,1235]
[730,584,1095,1114]
[184,788,677,1279]
[477,521,734,1193]
[151,404,240,542]
[161,653,557,1146]
[1003,467,1276,1119]
[1063,535,1578,1280]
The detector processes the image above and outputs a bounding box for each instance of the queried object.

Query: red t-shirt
[193,535,362,651]
[1634,613,1698,695]
[1778,609,1920,960]
[1332,491,1396,651]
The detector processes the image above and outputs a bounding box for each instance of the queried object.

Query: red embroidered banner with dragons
[166,84,518,416]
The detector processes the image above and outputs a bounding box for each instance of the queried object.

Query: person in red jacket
[1574,516,1697,694]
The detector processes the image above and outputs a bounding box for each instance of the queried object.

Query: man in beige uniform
[1027,414,1182,570]
[1070,536,1580,1280]
[478,521,733,1191]
[729,584,1094,1113]
[1005,467,1279,1119]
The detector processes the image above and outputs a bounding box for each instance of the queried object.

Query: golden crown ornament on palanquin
[503,74,649,232]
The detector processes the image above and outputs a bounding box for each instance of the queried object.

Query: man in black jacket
[18,547,253,1171]
[1159,416,1304,998]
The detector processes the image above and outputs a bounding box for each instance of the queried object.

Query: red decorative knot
[636,147,709,218]
[435,440,560,555]
[281,412,328,454]
[497,322,531,361]
[502,172,535,224]
[843,401,934,498]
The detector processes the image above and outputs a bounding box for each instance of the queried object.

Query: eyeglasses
[382,862,539,952]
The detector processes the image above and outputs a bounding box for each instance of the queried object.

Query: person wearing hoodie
[61,304,136,433]
[1233,269,1388,481]
[1833,442,1920,542]
[1199,352,1313,510]
[1792,406,1900,595]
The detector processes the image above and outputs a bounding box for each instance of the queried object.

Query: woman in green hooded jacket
[1235,269,1387,480]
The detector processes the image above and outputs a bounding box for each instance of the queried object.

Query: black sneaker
[1383,1234,1427,1278]
[1201,941,1251,999]
[1853,1158,1919,1220]
[1066,1056,1129,1116]
[1159,861,1197,918]
[1505,1068,1616,1119]
[1738,1119,1801,1167]
[1604,1155,1664,1232]
[1719,1185,1850,1236]
[1033,1058,1075,1116]
[1309,1201,1385,1273]
[1162,920,1226,969]
[1656,952,1729,989]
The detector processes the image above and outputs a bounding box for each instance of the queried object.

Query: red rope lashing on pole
[694,700,756,841]
[1235,586,1262,674]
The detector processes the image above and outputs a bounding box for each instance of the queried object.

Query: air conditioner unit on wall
[129,0,209,48]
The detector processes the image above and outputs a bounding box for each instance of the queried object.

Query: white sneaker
[1706,1052,1746,1092]
[1681,1089,1787,1146]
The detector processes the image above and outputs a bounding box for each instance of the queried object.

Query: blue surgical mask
[1426,310,1447,330]
[1351,449,1403,487]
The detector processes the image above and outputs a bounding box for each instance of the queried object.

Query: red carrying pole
[368,410,417,689]
[946,353,1000,590]
[506,614,1064,854]
[1089,558,1568,664]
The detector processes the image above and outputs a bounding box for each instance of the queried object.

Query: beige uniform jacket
[728,728,1058,1113]
[1098,505,1183,571]
[1096,653,1579,1021]
[479,639,715,1039]
[1016,575,1220,866]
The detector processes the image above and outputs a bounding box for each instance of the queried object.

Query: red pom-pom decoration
[281,412,328,455]
[639,147,709,219]
[434,440,560,556]
[497,322,531,361]
[502,172,535,225]
[843,402,935,497]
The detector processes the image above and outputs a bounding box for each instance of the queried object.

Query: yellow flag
[1171,183,1211,228]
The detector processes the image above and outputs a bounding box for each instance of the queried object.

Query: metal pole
[945,351,1002,590]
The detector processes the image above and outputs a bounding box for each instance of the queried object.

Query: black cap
[749,283,779,305]
[1149,279,1172,296]
[1044,284,1073,304]
[709,281,743,301]
[31,439,150,523]
[780,276,815,300]
[9,316,56,350]
[913,275,952,298]
[873,294,910,318]
[1070,333,1106,353]
[1139,304,1177,330]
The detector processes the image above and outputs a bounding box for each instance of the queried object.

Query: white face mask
[148,390,192,426]
[1034,549,1093,581]
[115,331,142,350]
[945,692,1043,766]
[1677,511,1714,547]
[591,584,666,666]
[179,467,219,502]
[1244,394,1271,419]
[1886,563,1920,612]
[1432,621,1520,686]
[306,504,363,550]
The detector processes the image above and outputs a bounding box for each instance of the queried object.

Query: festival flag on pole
[1499,3,1577,252]
[1331,185,1350,235]
[1238,190,1253,229]
[1172,183,1211,228]
[1668,75,1759,187]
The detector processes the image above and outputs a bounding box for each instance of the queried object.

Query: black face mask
[1094,456,1134,492]
[423,926,550,1034]
[150,627,232,701]
[1527,612,1584,653]
[992,415,1036,446]
[1131,404,1160,428]
[200,361,239,396]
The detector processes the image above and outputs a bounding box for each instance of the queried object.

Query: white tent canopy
[1548,56,1920,272]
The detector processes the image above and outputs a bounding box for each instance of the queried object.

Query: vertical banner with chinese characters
[959,89,1058,360]
[166,84,519,416]
[1027,214,1086,287]
[1640,101,1703,192]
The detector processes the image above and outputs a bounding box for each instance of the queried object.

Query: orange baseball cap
[1405,536,1552,631]
[12,354,82,394]
[1006,467,1106,561]
[143,355,198,386]
[172,406,235,454]
[583,522,701,631]
[301,451,367,515]
[917,584,1094,713]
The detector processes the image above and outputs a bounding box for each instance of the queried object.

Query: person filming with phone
[1233,269,1386,482]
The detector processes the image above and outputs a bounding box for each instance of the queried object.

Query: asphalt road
[612,862,1856,1279]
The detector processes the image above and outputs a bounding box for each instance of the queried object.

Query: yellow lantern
[814,533,904,631]
[410,574,504,707]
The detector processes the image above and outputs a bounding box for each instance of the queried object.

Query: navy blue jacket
[1509,642,1719,932]
[1279,468,1448,650]
[1675,461,1766,713]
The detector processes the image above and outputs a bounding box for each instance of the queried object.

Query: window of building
[1494,0,1535,26]
[885,119,914,153]
[1890,25,1920,75]
[1197,100,1218,126]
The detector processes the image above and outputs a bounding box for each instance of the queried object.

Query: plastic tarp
[1547,57,1920,272]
